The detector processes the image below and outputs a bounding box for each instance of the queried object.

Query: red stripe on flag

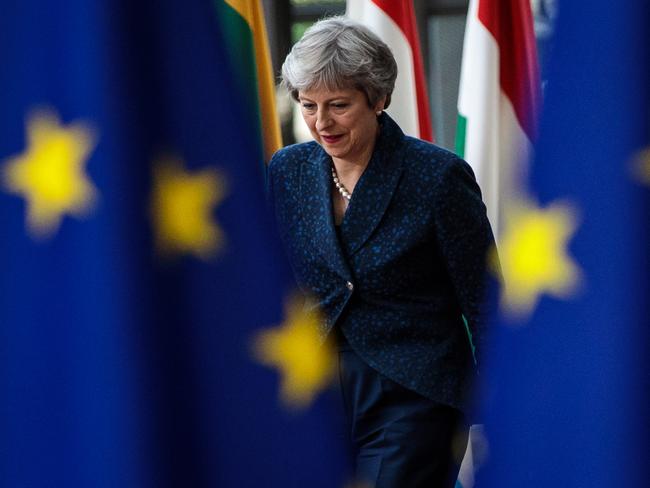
[370,0,434,142]
[478,0,541,141]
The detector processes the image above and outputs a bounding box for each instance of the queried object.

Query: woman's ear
[374,95,387,115]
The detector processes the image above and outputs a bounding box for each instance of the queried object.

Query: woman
[268,16,496,488]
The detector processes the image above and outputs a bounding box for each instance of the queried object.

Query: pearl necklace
[331,165,352,201]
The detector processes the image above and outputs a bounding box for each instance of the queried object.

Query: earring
[376,110,382,116]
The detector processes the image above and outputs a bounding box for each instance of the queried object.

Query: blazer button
[346,281,354,291]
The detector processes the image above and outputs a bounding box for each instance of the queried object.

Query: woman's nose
[315,109,332,131]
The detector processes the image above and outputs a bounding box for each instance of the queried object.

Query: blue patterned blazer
[267,113,496,411]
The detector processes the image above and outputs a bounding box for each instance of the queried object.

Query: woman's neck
[332,155,368,181]
[331,125,379,194]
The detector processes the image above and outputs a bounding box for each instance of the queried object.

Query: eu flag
[0,1,348,486]
[477,1,650,486]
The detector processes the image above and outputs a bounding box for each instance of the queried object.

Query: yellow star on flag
[252,296,335,410]
[492,199,582,320]
[2,109,98,238]
[151,156,227,259]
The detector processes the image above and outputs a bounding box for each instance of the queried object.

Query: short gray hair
[281,16,398,109]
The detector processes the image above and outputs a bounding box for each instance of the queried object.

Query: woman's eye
[302,103,315,110]
[332,103,348,109]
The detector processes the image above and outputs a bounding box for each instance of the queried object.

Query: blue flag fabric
[477,1,650,487]
[0,1,348,486]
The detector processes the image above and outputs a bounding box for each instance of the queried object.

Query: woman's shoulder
[400,136,475,181]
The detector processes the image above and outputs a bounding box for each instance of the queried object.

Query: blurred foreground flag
[477,1,650,487]
[347,0,433,141]
[0,1,348,486]
[456,0,540,236]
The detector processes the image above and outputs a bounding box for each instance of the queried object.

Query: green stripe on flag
[213,0,265,169]
[455,114,467,158]
[462,314,477,366]
[214,1,259,110]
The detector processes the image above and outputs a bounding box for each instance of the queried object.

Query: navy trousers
[336,333,468,488]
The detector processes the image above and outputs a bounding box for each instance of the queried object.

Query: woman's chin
[321,146,345,158]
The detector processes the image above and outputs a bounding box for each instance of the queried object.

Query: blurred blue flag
[0,1,349,486]
[477,1,650,486]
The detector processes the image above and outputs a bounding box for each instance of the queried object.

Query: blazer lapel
[340,114,405,256]
[299,146,352,280]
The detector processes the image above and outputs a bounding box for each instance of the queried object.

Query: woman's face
[298,87,385,164]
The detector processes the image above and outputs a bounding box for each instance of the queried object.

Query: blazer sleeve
[431,157,498,367]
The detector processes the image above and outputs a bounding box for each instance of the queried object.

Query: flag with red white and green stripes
[456,0,540,237]
[347,0,433,142]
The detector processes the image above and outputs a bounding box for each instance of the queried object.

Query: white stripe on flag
[347,0,420,138]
